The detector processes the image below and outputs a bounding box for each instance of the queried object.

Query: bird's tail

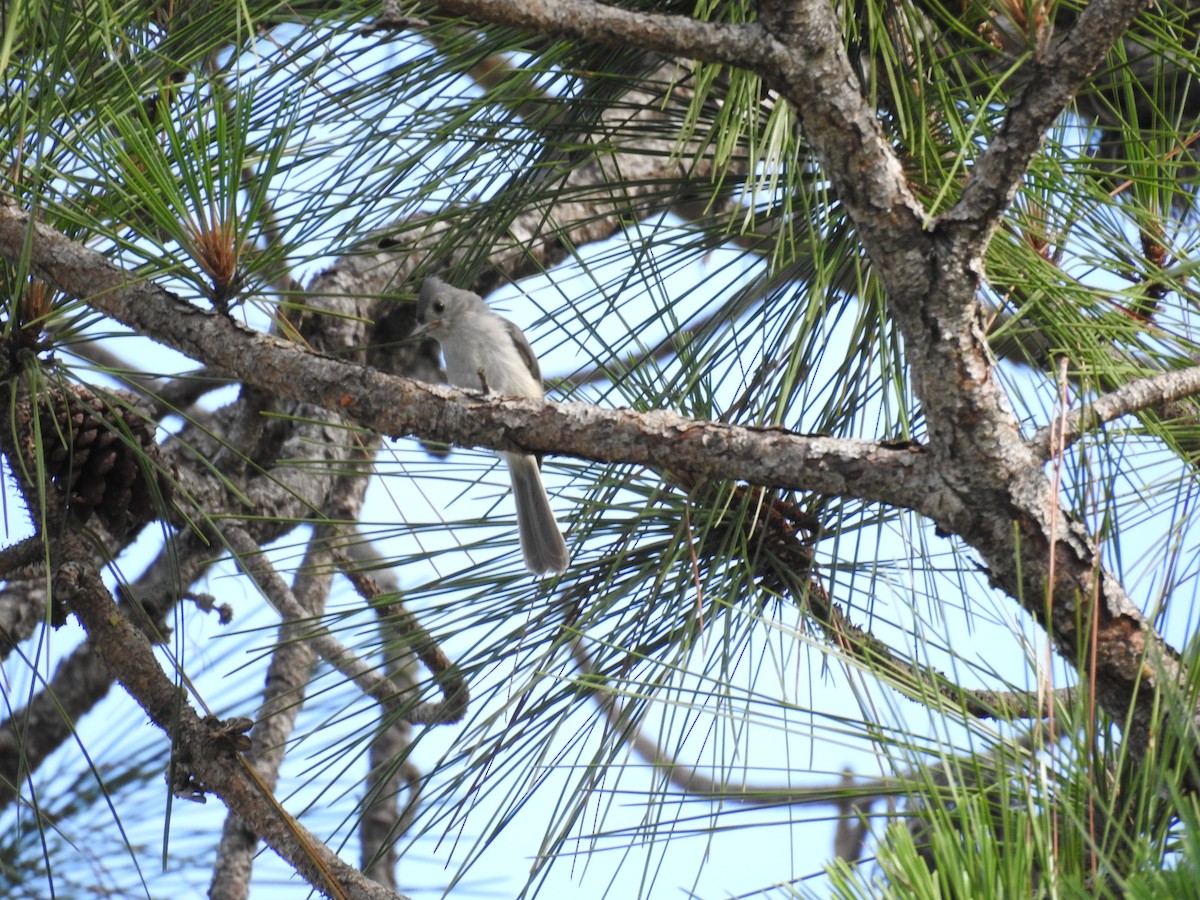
[503,452,569,574]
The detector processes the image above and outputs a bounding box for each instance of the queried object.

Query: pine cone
[19,383,172,532]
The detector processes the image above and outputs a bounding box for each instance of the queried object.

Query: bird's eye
[433,300,445,314]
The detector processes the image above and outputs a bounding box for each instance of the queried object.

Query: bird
[414,276,569,574]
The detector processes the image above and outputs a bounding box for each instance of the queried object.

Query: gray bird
[415,277,569,574]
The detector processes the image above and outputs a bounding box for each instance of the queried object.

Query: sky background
[4,17,1200,900]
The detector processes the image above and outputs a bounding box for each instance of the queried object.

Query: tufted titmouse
[414,277,569,574]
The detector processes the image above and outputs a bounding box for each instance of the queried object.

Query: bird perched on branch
[414,277,569,575]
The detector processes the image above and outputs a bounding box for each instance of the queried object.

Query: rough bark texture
[0,0,1197,896]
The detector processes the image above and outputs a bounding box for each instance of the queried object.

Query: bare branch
[333,535,422,881]
[573,640,1052,809]
[225,528,465,726]
[1030,363,1200,459]
[0,205,943,512]
[211,536,333,900]
[570,639,893,805]
[433,0,771,70]
[361,609,420,886]
[57,546,407,900]
[944,0,1151,242]
[333,552,468,728]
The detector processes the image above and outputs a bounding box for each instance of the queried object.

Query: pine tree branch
[418,0,1190,769]
[433,0,770,69]
[210,536,333,900]
[944,0,1151,242]
[56,544,407,900]
[573,640,1057,806]
[0,204,943,512]
[1030,363,1200,458]
[224,527,463,726]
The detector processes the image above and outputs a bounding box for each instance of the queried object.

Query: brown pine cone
[18,383,172,532]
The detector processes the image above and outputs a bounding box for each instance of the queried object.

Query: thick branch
[0,206,942,513]
[433,0,771,69]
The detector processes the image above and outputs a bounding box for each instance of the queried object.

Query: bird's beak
[411,319,440,338]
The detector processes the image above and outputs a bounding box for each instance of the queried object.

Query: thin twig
[225,527,465,726]
[333,548,469,727]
